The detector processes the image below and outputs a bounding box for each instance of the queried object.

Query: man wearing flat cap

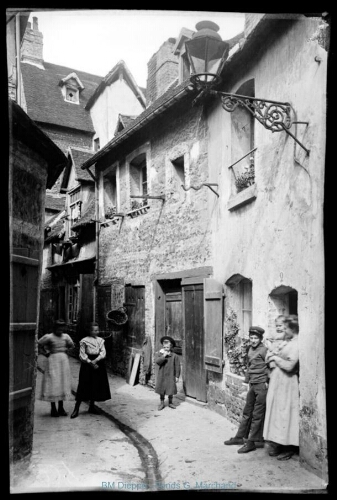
[154,334,180,410]
[224,325,269,453]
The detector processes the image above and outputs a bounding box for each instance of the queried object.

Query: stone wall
[10,138,47,464]
[146,38,179,105]
[98,97,212,384]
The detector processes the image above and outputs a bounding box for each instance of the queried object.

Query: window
[94,138,100,151]
[129,153,148,210]
[68,284,79,323]
[172,156,185,185]
[240,279,252,335]
[103,166,118,219]
[65,86,79,104]
[69,187,81,232]
[230,79,255,195]
[225,275,253,338]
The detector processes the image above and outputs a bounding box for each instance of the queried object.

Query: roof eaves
[81,80,191,171]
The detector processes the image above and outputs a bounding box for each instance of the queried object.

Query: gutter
[81,82,191,171]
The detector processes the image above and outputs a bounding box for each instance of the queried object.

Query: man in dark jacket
[224,326,268,453]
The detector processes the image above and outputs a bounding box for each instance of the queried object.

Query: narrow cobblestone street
[11,355,327,493]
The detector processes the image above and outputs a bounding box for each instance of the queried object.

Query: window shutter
[203,277,223,373]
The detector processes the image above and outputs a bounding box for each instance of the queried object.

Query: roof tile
[21,61,102,132]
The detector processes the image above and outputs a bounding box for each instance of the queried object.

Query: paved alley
[11,355,327,493]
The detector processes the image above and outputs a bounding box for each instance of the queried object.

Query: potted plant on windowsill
[105,205,117,220]
[235,161,255,193]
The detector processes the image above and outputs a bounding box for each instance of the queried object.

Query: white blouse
[79,336,106,363]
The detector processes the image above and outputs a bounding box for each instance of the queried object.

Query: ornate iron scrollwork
[219,93,293,132]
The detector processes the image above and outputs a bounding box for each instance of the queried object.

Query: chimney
[21,16,44,69]
[146,38,179,106]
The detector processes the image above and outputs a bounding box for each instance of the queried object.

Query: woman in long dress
[263,315,300,460]
[70,323,111,418]
[38,319,75,416]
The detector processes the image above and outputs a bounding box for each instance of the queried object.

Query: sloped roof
[45,211,66,243]
[70,148,95,182]
[85,60,146,110]
[45,194,66,212]
[114,114,137,135]
[81,78,192,170]
[21,61,102,132]
[9,99,67,188]
[71,198,95,231]
[60,147,94,192]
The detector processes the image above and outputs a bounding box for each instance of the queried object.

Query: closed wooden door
[10,250,40,409]
[125,285,145,348]
[183,283,207,402]
[97,285,111,334]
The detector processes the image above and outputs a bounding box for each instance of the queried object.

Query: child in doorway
[224,326,269,453]
[155,336,181,410]
[265,315,287,368]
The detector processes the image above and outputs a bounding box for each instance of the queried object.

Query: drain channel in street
[71,389,163,491]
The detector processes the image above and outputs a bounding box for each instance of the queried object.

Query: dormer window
[59,72,84,105]
[65,86,79,104]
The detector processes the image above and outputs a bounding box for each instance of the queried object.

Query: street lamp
[185,21,229,89]
[185,21,309,154]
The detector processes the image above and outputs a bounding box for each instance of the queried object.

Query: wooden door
[125,285,145,348]
[165,290,183,354]
[97,285,111,335]
[10,250,40,409]
[183,283,207,402]
[78,274,94,338]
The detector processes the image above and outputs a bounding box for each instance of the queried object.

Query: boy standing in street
[155,336,180,410]
[224,326,268,453]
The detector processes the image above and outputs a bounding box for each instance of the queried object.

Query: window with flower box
[230,79,255,195]
[129,152,148,211]
[103,164,118,219]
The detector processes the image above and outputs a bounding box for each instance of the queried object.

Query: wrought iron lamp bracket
[189,85,310,155]
[214,91,293,133]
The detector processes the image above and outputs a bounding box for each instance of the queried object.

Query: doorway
[156,279,207,402]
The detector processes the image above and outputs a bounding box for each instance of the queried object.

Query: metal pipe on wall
[15,13,21,106]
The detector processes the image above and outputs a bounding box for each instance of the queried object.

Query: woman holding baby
[264,315,300,460]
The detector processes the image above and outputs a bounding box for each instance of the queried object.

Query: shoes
[268,444,283,456]
[158,402,165,411]
[254,441,265,448]
[70,408,79,419]
[58,408,68,416]
[51,408,59,417]
[168,403,176,409]
[277,451,294,461]
[238,441,256,453]
[88,405,101,415]
[243,438,265,448]
[224,437,244,445]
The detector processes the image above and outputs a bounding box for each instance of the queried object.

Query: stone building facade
[81,14,328,481]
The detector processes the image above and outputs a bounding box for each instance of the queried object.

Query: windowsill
[227,184,257,211]
[126,205,150,218]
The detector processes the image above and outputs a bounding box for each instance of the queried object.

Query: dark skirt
[76,355,111,402]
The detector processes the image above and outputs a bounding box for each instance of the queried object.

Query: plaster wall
[90,79,144,148]
[207,17,327,479]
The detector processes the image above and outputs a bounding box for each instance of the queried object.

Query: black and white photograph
[8,8,329,493]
